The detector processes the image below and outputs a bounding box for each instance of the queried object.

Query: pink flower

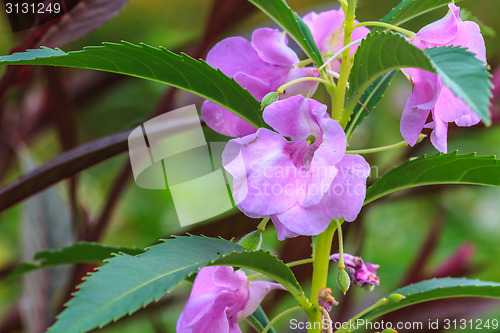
[400,4,486,153]
[202,28,318,138]
[222,95,370,240]
[331,253,380,288]
[318,287,338,312]
[176,266,282,333]
[303,8,370,71]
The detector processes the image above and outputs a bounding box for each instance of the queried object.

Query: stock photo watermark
[3,0,67,32]
[290,318,500,331]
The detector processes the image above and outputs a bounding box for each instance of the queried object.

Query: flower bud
[337,269,351,294]
[318,287,338,312]
[386,293,405,304]
[260,92,280,111]
[237,230,263,251]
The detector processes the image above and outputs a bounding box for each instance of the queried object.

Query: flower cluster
[400,3,486,153]
[177,266,282,333]
[331,253,380,288]
[201,27,318,138]
[177,3,487,331]
[223,95,370,240]
[201,7,369,138]
[303,9,369,71]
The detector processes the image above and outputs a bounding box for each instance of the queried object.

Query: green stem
[277,77,333,95]
[308,221,338,333]
[335,298,388,333]
[257,218,270,232]
[287,258,314,268]
[332,0,356,124]
[246,258,314,281]
[335,219,345,270]
[262,306,302,333]
[346,134,427,155]
[298,52,339,68]
[297,58,313,67]
[353,21,416,37]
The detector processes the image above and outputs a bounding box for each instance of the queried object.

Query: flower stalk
[352,21,416,37]
[276,77,333,95]
[332,0,357,124]
[308,220,339,333]
[335,219,345,269]
[262,306,302,333]
[346,134,427,154]
[257,217,270,232]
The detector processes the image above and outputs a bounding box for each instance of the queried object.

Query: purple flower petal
[331,253,380,288]
[400,4,486,152]
[434,87,481,125]
[301,118,346,207]
[222,129,304,217]
[251,28,299,66]
[177,266,280,333]
[263,95,327,140]
[428,110,449,153]
[271,216,300,241]
[322,154,370,222]
[303,10,345,54]
[274,202,332,236]
[177,267,249,333]
[238,281,284,320]
[303,9,369,55]
[225,95,369,239]
[203,29,319,138]
[201,100,256,138]
[416,4,460,45]
[193,291,247,333]
[213,266,247,289]
[415,4,485,62]
[453,21,486,62]
[400,69,442,146]
[206,36,275,80]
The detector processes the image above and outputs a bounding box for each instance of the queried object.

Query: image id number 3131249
[5,1,61,14]
[441,318,499,330]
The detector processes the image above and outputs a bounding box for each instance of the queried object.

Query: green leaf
[381,0,459,26]
[211,250,302,298]
[48,236,304,333]
[238,230,263,251]
[247,306,276,333]
[247,0,323,67]
[347,32,492,126]
[0,42,263,128]
[365,152,500,205]
[345,71,395,140]
[359,278,500,322]
[4,242,144,281]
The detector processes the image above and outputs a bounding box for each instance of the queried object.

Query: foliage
[365,152,500,205]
